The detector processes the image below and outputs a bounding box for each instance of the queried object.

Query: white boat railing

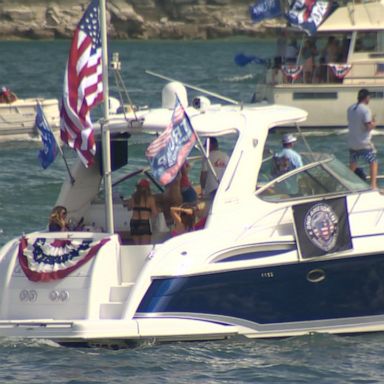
[265,61,384,86]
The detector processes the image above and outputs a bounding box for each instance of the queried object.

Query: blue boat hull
[137,254,384,328]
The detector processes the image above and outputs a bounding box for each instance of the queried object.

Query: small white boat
[255,0,384,128]
[0,98,60,140]
[0,81,384,346]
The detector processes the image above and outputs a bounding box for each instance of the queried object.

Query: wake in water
[223,73,256,82]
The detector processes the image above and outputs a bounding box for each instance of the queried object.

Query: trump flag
[36,103,58,169]
[249,0,282,23]
[146,96,196,186]
[60,0,103,167]
[287,0,333,35]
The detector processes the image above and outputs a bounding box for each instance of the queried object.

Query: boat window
[293,92,338,100]
[257,157,369,202]
[369,91,384,100]
[355,31,380,53]
[95,131,239,205]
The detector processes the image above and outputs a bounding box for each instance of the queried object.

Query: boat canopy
[318,1,384,32]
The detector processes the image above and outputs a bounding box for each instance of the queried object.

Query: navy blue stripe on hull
[137,254,384,324]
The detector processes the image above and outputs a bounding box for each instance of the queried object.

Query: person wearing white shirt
[347,88,377,189]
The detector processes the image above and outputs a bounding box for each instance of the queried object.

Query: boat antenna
[295,123,314,157]
[100,0,114,234]
[110,52,141,124]
[145,70,240,105]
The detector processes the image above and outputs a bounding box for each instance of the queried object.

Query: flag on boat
[35,103,58,169]
[18,236,110,282]
[293,197,352,258]
[146,96,197,186]
[287,0,333,35]
[249,0,282,22]
[60,0,103,168]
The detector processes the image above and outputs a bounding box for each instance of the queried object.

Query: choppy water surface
[1,39,384,383]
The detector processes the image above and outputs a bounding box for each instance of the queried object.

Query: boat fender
[192,96,211,110]
[162,81,188,109]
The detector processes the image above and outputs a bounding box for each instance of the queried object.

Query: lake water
[1,39,384,383]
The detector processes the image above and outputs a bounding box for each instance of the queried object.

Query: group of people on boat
[48,136,229,245]
[273,31,351,84]
[47,87,378,243]
[121,136,228,244]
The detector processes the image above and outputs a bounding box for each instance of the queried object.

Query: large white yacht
[0,83,384,345]
[255,0,384,128]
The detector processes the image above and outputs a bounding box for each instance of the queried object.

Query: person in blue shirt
[273,133,303,176]
[280,133,303,168]
[270,133,303,196]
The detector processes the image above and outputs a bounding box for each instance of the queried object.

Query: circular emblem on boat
[304,202,338,252]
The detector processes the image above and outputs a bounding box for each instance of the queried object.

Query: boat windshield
[256,152,369,202]
[94,131,239,204]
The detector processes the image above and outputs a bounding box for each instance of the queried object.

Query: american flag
[60,0,103,167]
[146,96,196,185]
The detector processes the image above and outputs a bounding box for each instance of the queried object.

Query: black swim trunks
[130,219,151,236]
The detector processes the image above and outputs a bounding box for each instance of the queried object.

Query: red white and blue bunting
[328,63,352,79]
[281,65,303,80]
[18,236,110,282]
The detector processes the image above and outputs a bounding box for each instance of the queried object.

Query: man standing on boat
[275,133,303,173]
[347,88,378,189]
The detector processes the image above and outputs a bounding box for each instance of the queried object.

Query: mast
[100,0,114,234]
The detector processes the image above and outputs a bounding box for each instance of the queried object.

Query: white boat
[255,0,384,128]
[1,80,384,345]
[0,98,60,140]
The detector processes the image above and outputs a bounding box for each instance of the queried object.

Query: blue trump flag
[145,96,196,186]
[287,0,333,35]
[249,0,282,22]
[36,103,58,169]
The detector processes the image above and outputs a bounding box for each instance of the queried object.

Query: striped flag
[60,0,103,167]
[146,96,196,186]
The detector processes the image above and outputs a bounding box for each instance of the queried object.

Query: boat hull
[0,98,59,140]
[135,252,384,337]
[260,84,384,129]
[2,251,384,344]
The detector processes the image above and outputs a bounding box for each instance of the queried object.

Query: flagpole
[100,0,114,234]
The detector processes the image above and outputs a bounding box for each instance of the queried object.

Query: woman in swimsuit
[129,178,158,245]
[170,204,197,237]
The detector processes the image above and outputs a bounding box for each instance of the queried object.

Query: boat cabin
[54,96,370,246]
[256,0,384,128]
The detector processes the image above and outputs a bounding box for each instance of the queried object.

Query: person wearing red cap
[128,178,158,244]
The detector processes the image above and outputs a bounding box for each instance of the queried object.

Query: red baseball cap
[137,178,150,188]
